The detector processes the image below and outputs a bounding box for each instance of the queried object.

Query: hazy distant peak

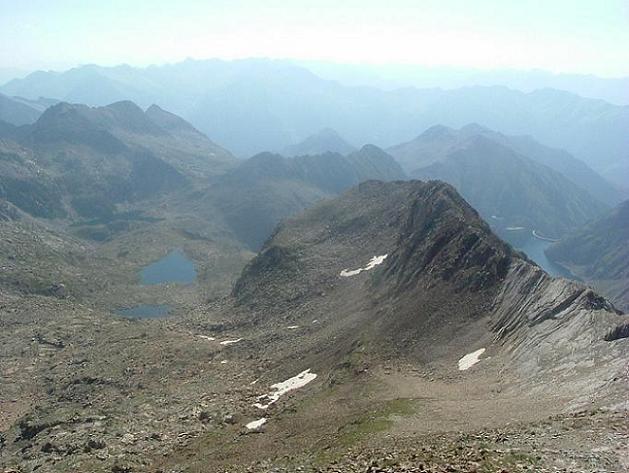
[418,124,456,139]
[145,104,198,133]
[353,143,388,156]
[282,127,356,157]
[106,100,145,115]
[37,101,90,123]
[460,122,491,135]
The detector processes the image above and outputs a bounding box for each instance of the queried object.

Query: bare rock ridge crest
[232,180,627,393]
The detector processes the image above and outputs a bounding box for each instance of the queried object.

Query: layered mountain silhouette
[0,101,235,221]
[0,93,42,125]
[387,126,610,241]
[388,123,624,206]
[281,128,356,157]
[546,200,629,311]
[204,145,405,249]
[3,59,628,186]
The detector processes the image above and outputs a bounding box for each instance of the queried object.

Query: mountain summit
[281,128,356,157]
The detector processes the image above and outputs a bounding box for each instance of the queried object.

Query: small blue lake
[115,304,171,319]
[140,249,197,285]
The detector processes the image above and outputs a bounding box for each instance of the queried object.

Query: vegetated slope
[3,60,628,186]
[281,128,356,156]
[204,145,405,249]
[390,132,607,240]
[2,101,236,221]
[388,123,624,206]
[546,200,629,311]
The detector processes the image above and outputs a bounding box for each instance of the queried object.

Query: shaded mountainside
[28,100,235,179]
[0,93,42,126]
[0,140,65,218]
[204,146,405,249]
[281,128,356,157]
[3,60,628,186]
[388,123,624,206]
[0,101,236,222]
[546,200,629,311]
[389,130,608,240]
[231,180,626,394]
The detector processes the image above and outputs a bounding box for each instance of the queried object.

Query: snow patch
[458,348,486,371]
[220,360,228,364]
[286,325,299,330]
[253,369,317,410]
[340,254,388,277]
[246,417,267,430]
[197,335,216,341]
[220,338,243,345]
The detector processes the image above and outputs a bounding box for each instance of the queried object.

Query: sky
[1,0,628,77]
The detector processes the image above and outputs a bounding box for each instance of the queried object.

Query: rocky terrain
[1,180,626,473]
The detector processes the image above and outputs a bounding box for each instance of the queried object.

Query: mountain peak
[145,103,199,133]
[419,124,456,139]
[282,127,356,157]
[460,122,491,135]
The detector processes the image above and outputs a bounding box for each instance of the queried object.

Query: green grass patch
[336,398,418,447]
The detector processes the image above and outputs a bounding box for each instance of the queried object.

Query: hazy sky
[2,0,628,76]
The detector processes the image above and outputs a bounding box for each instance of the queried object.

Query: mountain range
[387,125,611,241]
[203,145,405,249]
[2,59,628,188]
[0,101,235,222]
[0,90,627,471]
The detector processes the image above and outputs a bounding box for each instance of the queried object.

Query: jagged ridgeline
[232,180,626,384]
[0,100,236,221]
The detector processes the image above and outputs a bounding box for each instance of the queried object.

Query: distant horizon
[3,56,629,81]
[2,1,628,77]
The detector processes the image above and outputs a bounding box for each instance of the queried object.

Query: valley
[0,71,627,472]
[1,174,627,473]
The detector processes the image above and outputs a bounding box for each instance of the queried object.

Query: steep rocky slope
[233,181,625,374]
[546,200,629,311]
